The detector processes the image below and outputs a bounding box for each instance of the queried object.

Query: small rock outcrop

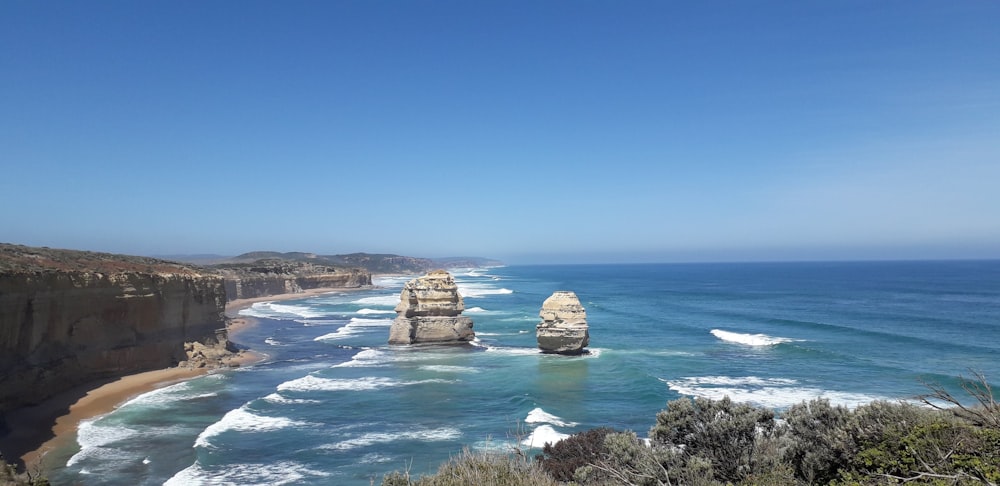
[388,270,474,344]
[537,291,590,354]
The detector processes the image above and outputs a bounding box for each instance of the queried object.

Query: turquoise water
[50,261,1000,485]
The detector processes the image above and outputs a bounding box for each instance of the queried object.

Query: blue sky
[2,1,998,264]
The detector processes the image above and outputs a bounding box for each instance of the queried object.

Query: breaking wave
[711,329,799,346]
[662,375,884,409]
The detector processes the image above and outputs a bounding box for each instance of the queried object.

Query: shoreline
[2,285,376,473]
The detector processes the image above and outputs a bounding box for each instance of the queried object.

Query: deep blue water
[49,261,1000,485]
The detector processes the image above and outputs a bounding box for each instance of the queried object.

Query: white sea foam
[484,346,541,356]
[321,427,462,451]
[314,318,393,342]
[295,319,344,326]
[332,348,391,367]
[359,453,394,464]
[465,306,490,313]
[373,275,414,287]
[264,337,283,346]
[521,425,570,448]
[194,407,312,448]
[357,308,395,315]
[114,380,217,409]
[420,365,480,373]
[277,375,399,393]
[457,283,514,298]
[663,376,884,409]
[525,407,578,427]
[313,330,354,341]
[710,329,799,346]
[351,295,401,307]
[165,460,332,486]
[239,302,327,320]
[67,420,142,466]
[262,393,320,405]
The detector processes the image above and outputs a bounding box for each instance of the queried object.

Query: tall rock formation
[536,291,590,355]
[0,244,232,413]
[388,270,474,345]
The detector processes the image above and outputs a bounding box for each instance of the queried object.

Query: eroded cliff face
[0,245,229,413]
[217,260,372,300]
[536,291,590,355]
[389,270,474,345]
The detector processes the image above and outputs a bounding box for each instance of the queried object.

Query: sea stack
[536,291,590,355]
[388,270,475,345]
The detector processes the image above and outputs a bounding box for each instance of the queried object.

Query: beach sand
[1,285,372,472]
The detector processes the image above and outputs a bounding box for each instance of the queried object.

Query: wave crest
[711,329,798,346]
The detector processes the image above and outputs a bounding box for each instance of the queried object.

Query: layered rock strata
[216,260,372,301]
[388,270,474,344]
[537,291,590,354]
[0,244,232,413]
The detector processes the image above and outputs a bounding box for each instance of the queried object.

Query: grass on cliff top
[0,243,201,275]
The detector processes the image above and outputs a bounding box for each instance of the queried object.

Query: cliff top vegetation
[0,243,203,276]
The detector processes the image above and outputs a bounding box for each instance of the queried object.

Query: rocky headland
[214,259,372,301]
[536,291,590,354]
[388,270,475,345]
[0,244,240,415]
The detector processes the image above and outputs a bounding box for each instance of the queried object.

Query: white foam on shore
[321,427,462,451]
[357,308,395,315]
[351,295,400,307]
[663,376,884,409]
[711,329,799,346]
[521,425,570,448]
[116,380,217,409]
[165,460,333,486]
[194,407,311,448]
[67,420,141,466]
[525,407,578,427]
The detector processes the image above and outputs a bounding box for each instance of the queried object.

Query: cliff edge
[0,244,232,414]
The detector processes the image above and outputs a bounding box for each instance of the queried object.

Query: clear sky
[2,1,998,264]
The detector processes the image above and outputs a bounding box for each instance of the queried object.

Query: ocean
[47,261,1000,485]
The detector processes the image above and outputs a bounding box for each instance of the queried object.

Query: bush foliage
[390,374,1000,485]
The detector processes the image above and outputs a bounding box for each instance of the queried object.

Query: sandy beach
[2,285,372,473]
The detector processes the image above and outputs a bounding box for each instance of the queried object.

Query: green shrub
[536,427,617,482]
[781,398,853,484]
[649,396,776,484]
[380,447,558,486]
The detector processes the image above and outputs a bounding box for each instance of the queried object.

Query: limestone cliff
[537,291,590,354]
[0,244,230,413]
[388,270,474,344]
[215,259,372,301]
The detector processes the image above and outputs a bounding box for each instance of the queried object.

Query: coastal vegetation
[382,373,1000,485]
[0,459,47,486]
